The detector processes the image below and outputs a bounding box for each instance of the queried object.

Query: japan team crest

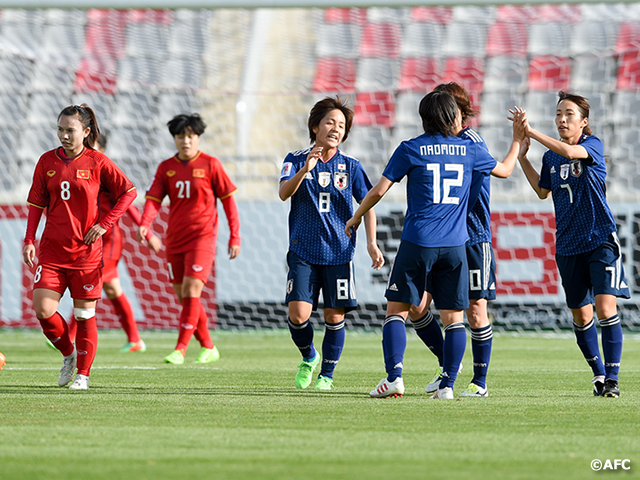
[334,172,348,190]
[560,164,570,180]
[318,172,331,188]
[570,160,583,177]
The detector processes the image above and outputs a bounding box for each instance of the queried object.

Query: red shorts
[33,264,103,299]
[166,250,214,284]
[102,259,120,283]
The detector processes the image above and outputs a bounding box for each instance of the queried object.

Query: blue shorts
[556,233,630,309]
[467,242,496,301]
[386,240,469,310]
[285,250,357,312]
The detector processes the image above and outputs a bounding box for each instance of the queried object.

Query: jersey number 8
[60,181,71,201]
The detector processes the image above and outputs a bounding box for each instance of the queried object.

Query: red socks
[76,317,98,376]
[39,312,75,357]
[175,297,201,354]
[110,293,140,343]
[194,303,214,349]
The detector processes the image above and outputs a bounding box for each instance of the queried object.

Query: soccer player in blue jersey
[279,96,384,391]
[517,91,629,398]
[412,82,522,398]
[346,90,525,399]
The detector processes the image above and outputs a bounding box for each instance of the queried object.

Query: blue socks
[441,322,466,389]
[320,320,346,379]
[382,315,406,382]
[599,314,623,381]
[470,324,492,389]
[411,311,444,367]
[573,320,605,377]
[288,318,316,361]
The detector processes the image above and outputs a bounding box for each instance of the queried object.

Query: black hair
[419,90,459,137]
[308,96,354,143]
[58,104,100,150]
[434,82,478,125]
[167,113,207,136]
[96,132,108,151]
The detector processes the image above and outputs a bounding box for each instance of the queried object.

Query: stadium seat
[615,22,640,54]
[74,56,118,95]
[485,21,528,57]
[480,90,523,126]
[0,55,33,93]
[483,56,528,92]
[533,4,581,23]
[451,5,496,23]
[570,55,616,92]
[354,92,395,128]
[616,49,640,90]
[0,93,27,127]
[609,126,640,188]
[401,22,444,58]
[31,62,77,93]
[528,22,571,56]
[579,90,613,127]
[25,92,72,126]
[410,6,452,24]
[71,92,117,125]
[159,57,204,89]
[315,23,361,58]
[359,22,401,58]
[611,90,640,125]
[391,123,422,147]
[356,58,400,92]
[125,22,169,57]
[341,125,391,170]
[117,55,163,91]
[83,9,127,60]
[528,55,571,91]
[570,20,617,56]
[395,92,424,126]
[312,57,356,92]
[156,91,205,122]
[398,57,440,92]
[366,7,407,24]
[106,126,157,186]
[16,125,60,164]
[324,8,367,24]
[442,57,484,127]
[111,91,159,128]
[443,22,487,57]
[167,13,212,56]
[495,4,538,22]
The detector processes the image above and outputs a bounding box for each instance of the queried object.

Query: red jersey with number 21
[145,152,237,253]
[27,147,135,269]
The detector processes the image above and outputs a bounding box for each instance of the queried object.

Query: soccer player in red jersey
[95,133,162,353]
[138,114,241,364]
[23,104,137,390]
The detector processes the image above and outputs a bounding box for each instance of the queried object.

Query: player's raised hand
[368,243,385,270]
[146,234,162,254]
[23,244,36,268]
[304,145,323,173]
[84,224,107,245]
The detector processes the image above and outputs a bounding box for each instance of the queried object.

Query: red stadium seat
[528,55,571,91]
[617,50,640,90]
[441,57,484,127]
[324,8,367,24]
[359,22,401,58]
[615,22,640,54]
[495,5,538,22]
[410,6,452,24]
[312,57,356,93]
[399,57,440,92]
[486,21,528,57]
[533,4,581,23]
[354,92,395,127]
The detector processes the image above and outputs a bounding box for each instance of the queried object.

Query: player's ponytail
[58,104,101,150]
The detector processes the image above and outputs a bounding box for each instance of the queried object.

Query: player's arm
[126,204,162,253]
[526,123,588,160]
[86,188,136,245]
[362,209,384,270]
[279,146,323,201]
[345,176,394,239]
[517,138,551,200]
[492,108,526,178]
[220,192,241,260]
[23,204,44,268]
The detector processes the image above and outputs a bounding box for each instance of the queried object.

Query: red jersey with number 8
[144,152,237,253]
[27,147,135,269]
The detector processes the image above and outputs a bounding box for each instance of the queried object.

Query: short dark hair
[308,96,354,143]
[96,132,108,151]
[58,104,100,150]
[557,91,592,136]
[419,90,459,137]
[434,82,477,125]
[167,113,207,136]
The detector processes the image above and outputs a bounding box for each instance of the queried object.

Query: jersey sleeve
[279,153,297,182]
[210,157,237,199]
[382,142,410,183]
[539,152,552,190]
[145,163,167,203]
[472,144,497,175]
[580,135,604,167]
[26,157,50,208]
[100,156,136,200]
[351,162,374,203]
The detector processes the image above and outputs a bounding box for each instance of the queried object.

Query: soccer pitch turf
[0,329,638,480]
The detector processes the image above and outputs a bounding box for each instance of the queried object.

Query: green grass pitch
[0,329,638,480]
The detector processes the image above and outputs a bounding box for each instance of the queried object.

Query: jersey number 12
[427,164,463,204]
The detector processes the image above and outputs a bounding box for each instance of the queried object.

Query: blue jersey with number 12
[383,132,497,248]
[280,148,373,265]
